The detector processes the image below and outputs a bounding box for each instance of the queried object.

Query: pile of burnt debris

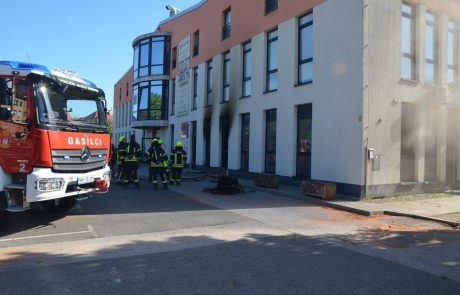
[204,176,245,195]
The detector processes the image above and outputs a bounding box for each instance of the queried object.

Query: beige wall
[365,0,460,195]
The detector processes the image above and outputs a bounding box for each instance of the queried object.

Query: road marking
[0,231,91,242]
[87,225,98,238]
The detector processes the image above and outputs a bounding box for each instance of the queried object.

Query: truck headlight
[37,178,65,192]
[103,171,111,181]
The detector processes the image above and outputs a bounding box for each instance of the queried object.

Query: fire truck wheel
[40,197,77,213]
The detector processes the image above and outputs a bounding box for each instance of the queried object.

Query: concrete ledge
[302,180,336,200]
[254,173,279,188]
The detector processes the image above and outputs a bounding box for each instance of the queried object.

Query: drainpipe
[363,0,370,198]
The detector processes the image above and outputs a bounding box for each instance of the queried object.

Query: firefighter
[158,138,171,184]
[170,140,187,185]
[109,142,117,179]
[147,138,168,190]
[123,134,142,188]
[116,136,127,184]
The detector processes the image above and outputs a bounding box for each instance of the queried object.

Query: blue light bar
[82,78,98,88]
[0,60,50,74]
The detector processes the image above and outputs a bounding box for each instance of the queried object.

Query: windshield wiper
[43,119,80,132]
[70,121,107,133]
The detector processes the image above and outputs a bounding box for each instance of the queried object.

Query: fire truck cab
[0,60,111,213]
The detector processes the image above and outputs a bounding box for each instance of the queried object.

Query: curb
[384,211,460,228]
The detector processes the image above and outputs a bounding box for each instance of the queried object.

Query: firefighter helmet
[175,140,183,148]
[119,136,126,142]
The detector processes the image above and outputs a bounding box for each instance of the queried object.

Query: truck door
[0,77,35,175]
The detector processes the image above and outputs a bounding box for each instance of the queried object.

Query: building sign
[176,36,191,117]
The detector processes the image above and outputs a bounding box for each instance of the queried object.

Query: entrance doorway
[446,109,460,187]
[191,121,197,170]
[296,104,312,178]
[220,117,230,168]
[400,103,416,182]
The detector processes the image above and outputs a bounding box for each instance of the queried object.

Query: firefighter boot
[163,182,168,190]
[152,182,158,190]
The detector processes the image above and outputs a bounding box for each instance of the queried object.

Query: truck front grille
[52,149,107,172]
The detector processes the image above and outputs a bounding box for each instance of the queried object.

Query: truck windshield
[34,80,107,131]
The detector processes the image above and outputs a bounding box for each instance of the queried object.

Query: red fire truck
[0,60,111,213]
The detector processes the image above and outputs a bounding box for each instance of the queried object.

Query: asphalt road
[0,183,245,248]
[1,181,459,294]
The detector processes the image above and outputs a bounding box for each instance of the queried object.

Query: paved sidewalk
[135,165,460,226]
[235,178,460,227]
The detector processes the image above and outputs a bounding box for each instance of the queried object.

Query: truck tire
[41,197,77,213]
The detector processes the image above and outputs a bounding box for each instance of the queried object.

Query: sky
[0,0,201,110]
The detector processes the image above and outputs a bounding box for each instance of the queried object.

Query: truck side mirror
[26,118,32,131]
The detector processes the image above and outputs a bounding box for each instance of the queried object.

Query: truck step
[4,184,26,190]
[6,205,28,213]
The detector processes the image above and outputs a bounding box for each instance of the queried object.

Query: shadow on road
[0,209,66,238]
[0,231,459,294]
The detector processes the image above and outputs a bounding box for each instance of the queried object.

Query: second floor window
[193,31,200,56]
[223,52,230,102]
[265,0,278,14]
[299,13,313,84]
[266,29,278,92]
[242,42,252,97]
[223,8,231,40]
[206,60,213,106]
[172,47,177,69]
[425,11,438,84]
[192,67,198,110]
[171,79,176,115]
[402,2,415,80]
[448,20,458,84]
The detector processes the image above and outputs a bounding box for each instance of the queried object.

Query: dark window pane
[243,81,251,97]
[265,109,277,173]
[268,41,278,71]
[425,63,435,83]
[265,154,276,174]
[150,65,164,76]
[300,25,313,60]
[133,47,139,71]
[139,87,149,110]
[401,56,413,80]
[139,67,149,77]
[299,13,312,26]
[402,17,412,54]
[267,72,278,91]
[140,44,149,66]
[299,62,313,84]
[244,52,252,79]
[151,41,164,65]
[425,24,435,60]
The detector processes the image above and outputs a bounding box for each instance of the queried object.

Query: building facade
[125,0,460,198]
[113,68,143,147]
